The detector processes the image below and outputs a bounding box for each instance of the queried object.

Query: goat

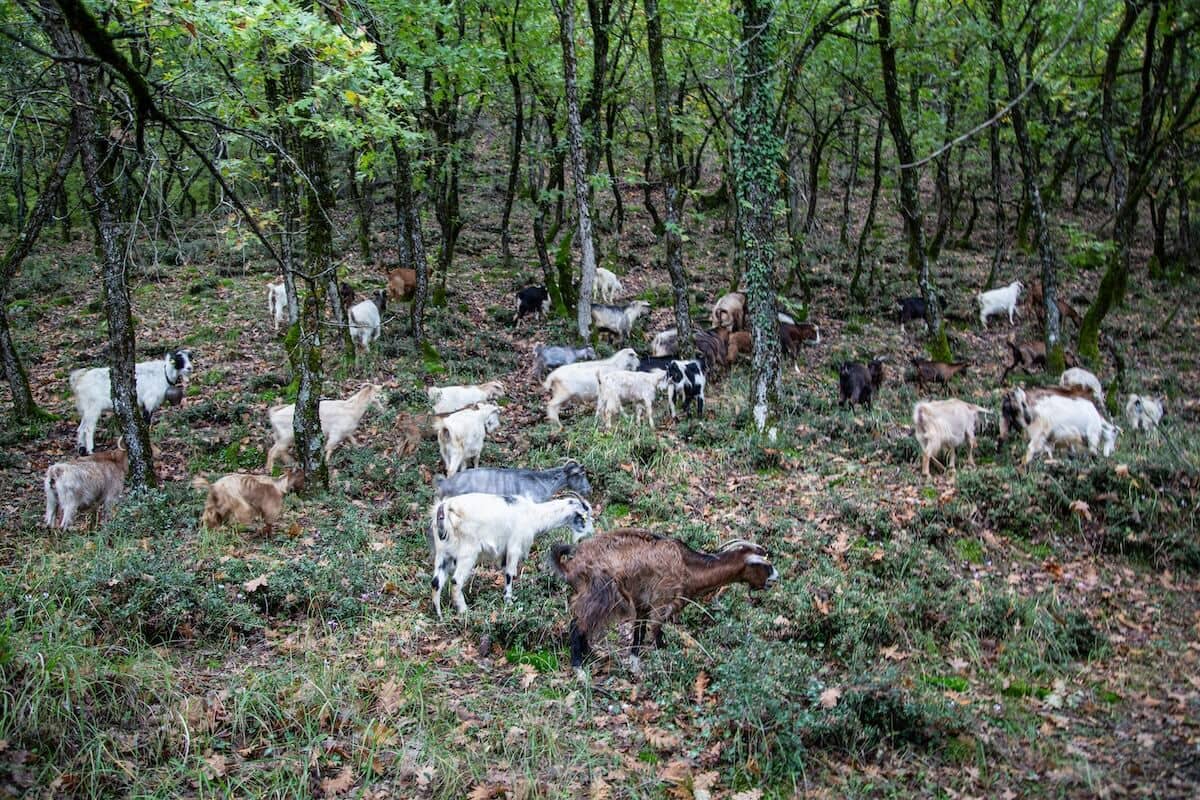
[725,331,752,365]
[1001,339,1046,382]
[428,380,505,415]
[338,282,356,314]
[383,265,418,302]
[650,329,678,358]
[193,469,304,535]
[515,286,551,325]
[71,349,193,455]
[1027,279,1083,330]
[665,359,705,419]
[435,403,501,477]
[1023,395,1119,464]
[1059,367,1104,406]
[594,267,623,303]
[998,385,1094,440]
[435,459,591,501]
[710,291,747,331]
[911,358,969,390]
[550,529,778,673]
[591,301,651,345]
[43,446,130,529]
[637,355,675,372]
[348,289,387,353]
[779,322,820,355]
[533,345,596,379]
[543,348,640,430]
[268,281,287,333]
[912,399,993,477]
[430,494,593,618]
[266,384,385,471]
[897,296,926,333]
[1125,394,1165,432]
[595,369,667,430]
[838,359,885,408]
[694,329,728,379]
[978,280,1024,328]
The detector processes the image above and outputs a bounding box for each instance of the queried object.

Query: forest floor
[1,142,1199,799]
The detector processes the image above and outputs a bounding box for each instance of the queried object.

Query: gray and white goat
[435,459,591,500]
[533,345,596,379]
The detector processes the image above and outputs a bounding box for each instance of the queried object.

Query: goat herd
[36,271,1164,676]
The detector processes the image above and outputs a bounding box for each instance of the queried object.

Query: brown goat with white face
[550,528,778,675]
[193,469,305,535]
[44,447,130,529]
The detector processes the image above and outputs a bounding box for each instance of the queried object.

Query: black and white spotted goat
[70,350,192,454]
[665,359,705,419]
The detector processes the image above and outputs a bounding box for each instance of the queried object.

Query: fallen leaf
[589,776,612,799]
[377,680,404,714]
[1069,499,1092,521]
[732,790,763,800]
[645,726,682,751]
[1043,560,1064,580]
[818,687,842,709]
[243,574,268,593]
[693,671,710,705]
[467,783,506,800]
[203,752,228,778]
[318,766,355,796]
[518,663,538,689]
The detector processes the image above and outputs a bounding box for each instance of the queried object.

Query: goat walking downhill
[71,349,193,454]
[266,384,385,471]
[348,290,387,353]
[268,282,288,332]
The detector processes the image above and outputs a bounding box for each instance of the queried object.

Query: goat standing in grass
[266,384,385,471]
[70,349,193,455]
[348,289,387,354]
[912,399,993,477]
[551,529,778,675]
[193,469,305,535]
[429,494,593,618]
[595,369,667,430]
[44,446,132,529]
[434,404,501,477]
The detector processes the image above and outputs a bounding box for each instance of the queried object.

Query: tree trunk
[391,139,429,342]
[850,118,884,303]
[551,0,598,340]
[642,0,693,353]
[876,0,950,359]
[928,60,960,262]
[528,104,561,308]
[734,0,782,431]
[985,63,1005,289]
[346,150,372,263]
[839,116,860,249]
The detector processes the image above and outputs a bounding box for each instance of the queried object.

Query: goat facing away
[434,403,501,477]
[268,282,288,332]
[266,384,385,471]
[912,399,993,477]
[348,289,387,353]
[550,529,778,674]
[44,446,131,529]
[71,349,193,454]
[193,469,305,535]
[429,494,594,618]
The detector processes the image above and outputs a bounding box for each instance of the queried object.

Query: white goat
[711,291,747,330]
[348,290,386,353]
[595,369,667,430]
[1059,367,1104,406]
[434,403,501,477]
[650,329,678,358]
[591,301,651,345]
[428,381,505,415]
[268,282,287,332]
[594,267,623,303]
[1023,395,1120,464]
[912,399,993,477]
[543,348,640,430]
[266,384,385,471]
[429,493,593,617]
[978,280,1024,328]
[43,447,131,529]
[1125,394,1165,432]
[70,350,193,454]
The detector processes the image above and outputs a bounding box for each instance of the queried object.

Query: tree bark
[985,63,1005,290]
[346,150,372,263]
[496,10,524,268]
[850,118,884,303]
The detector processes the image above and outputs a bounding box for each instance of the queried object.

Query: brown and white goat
[550,529,778,675]
[912,399,993,477]
[710,291,747,331]
[44,447,130,529]
[999,384,1094,440]
[193,469,305,535]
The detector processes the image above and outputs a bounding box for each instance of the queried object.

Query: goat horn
[717,539,756,552]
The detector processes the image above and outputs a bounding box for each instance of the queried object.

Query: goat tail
[912,403,926,431]
[191,476,211,492]
[548,542,575,582]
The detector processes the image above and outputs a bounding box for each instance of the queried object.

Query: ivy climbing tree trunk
[876,0,950,360]
[642,0,693,353]
[734,0,782,432]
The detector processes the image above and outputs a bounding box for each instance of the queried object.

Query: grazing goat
[1125,394,1165,432]
[1001,339,1046,382]
[591,301,651,345]
[838,359,885,408]
[435,460,591,501]
[428,380,505,415]
[978,280,1024,328]
[533,345,595,379]
[1027,279,1083,330]
[1023,395,1119,464]
[595,369,667,430]
[435,404,501,477]
[694,329,728,378]
[384,268,417,302]
[430,494,593,618]
[266,384,385,471]
[911,358,969,389]
[515,286,551,325]
[268,281,287,332]
[71,349,193,454]
[348,289,387,353]
[779,322,820,355]
[193,469,304,535]
[710,291,747,331]
[897,296,926,333]
[725,331,752,365]
[43,447,130,529]
[666,359,705,419]
[543,348,640,430]
[594,267,623,303]
[637,356,675,373]
[550,529,778,673]
[650,329,678,358]
[912,399,993,477]
[998,385,1094,440]
[1059,367,1104,406]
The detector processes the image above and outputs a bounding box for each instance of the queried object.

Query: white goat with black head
[429,493,593,617]
[70,349,192,455]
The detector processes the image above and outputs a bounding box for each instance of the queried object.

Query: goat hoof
[572,667,589,685]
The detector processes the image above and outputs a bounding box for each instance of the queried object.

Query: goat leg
[568,619,591,668]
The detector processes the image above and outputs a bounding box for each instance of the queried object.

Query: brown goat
[694,329,728,378]
[396,412,435,456]
[1001,338,1046,383]
[911,358,969,389]
[1027,279,1083,330]
[44,447,130,529]
[725,331,752,365]
[779,322,820,355]
[338,282,356,313]
[710,291,747,331]
[550,528,778,674]
[384,267,417,302]
[193,469,305,535]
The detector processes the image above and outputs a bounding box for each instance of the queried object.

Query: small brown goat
[911,358,969,389]
[779,322,820,355]
[193,469,305,535]
[725,331,752,365]
[382,263,418,302]
[550,528,778,674]
[44,447,130,529]
[395,412,435,456]
[1027,279,1083,330]
[1001,338,1078,383]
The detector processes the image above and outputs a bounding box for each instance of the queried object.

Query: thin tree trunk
[347,150,372,263]
[985,62,1005,290]
[928,62,960,262]
[495,5,525,267]
[391,139,429,342]
[839,116,860,249]
[527,102,561,307]
[850,117,884,302]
